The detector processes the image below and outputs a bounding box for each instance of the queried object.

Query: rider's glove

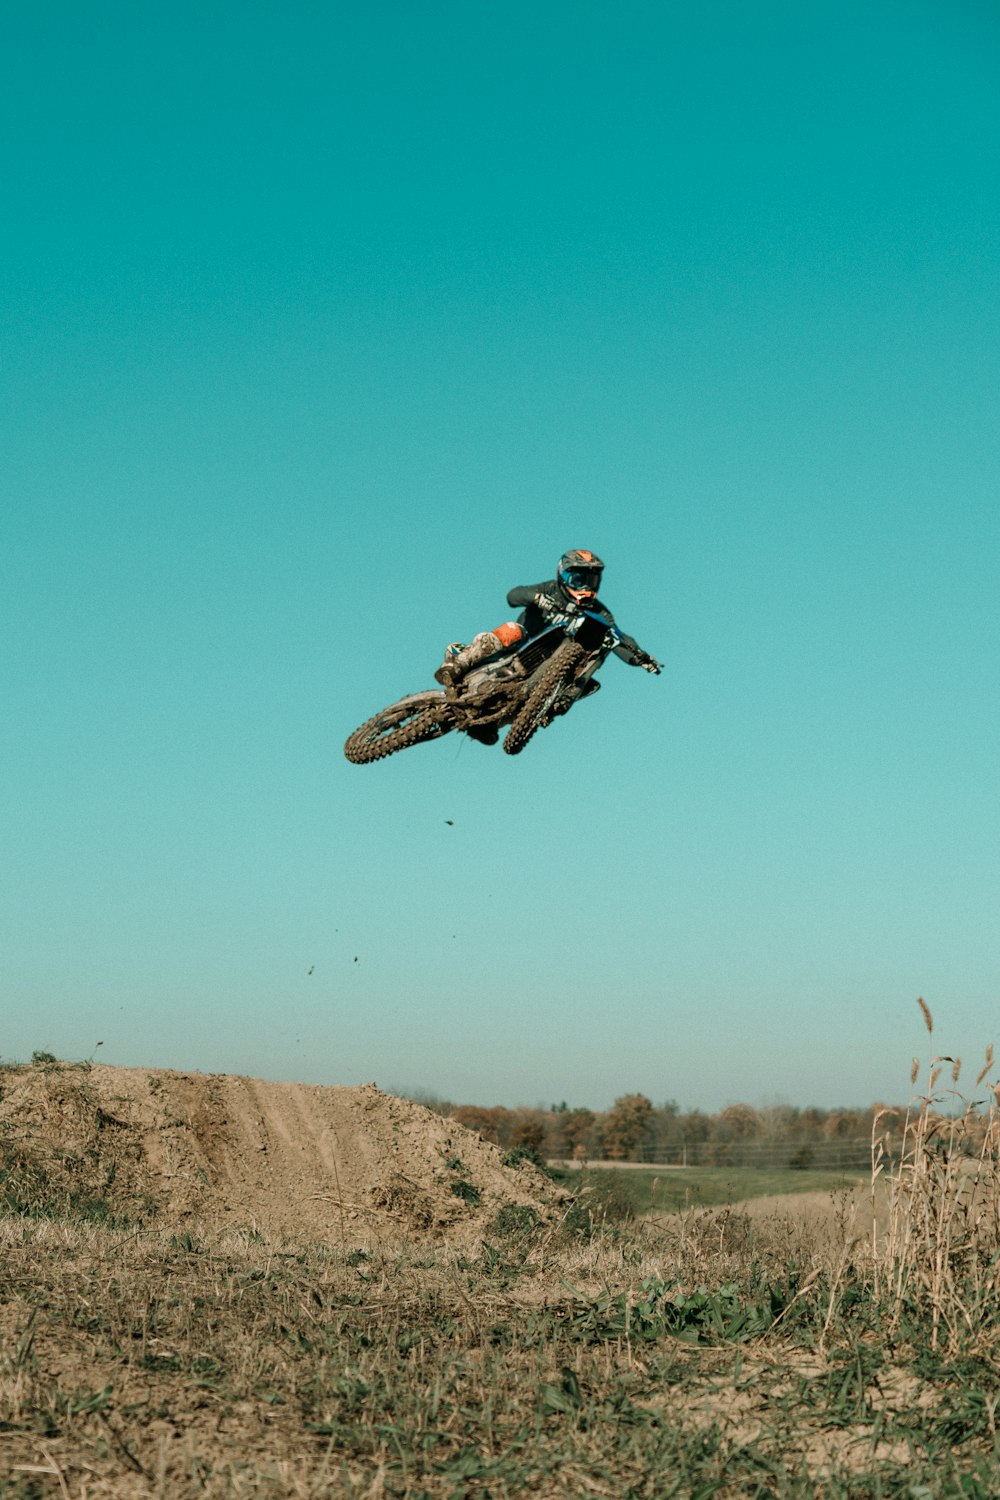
[635,651,662,675]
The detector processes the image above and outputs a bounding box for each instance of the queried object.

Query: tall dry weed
[870,1004,1000,1351]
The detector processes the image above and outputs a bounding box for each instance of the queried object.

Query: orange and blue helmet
[557,549,604,601]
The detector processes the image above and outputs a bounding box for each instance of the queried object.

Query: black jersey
[506,580,647,665]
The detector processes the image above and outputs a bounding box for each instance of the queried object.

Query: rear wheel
[503,642,586,756]
[344,692,456,764]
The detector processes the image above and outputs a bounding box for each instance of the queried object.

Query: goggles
[561,567,601,593]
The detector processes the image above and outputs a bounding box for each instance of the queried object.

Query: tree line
[416,1095,929,1170]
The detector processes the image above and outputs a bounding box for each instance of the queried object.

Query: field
[2,1055,1000,1498]
[549,1165,865,1217]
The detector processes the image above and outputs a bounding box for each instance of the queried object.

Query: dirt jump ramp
[0,1062,566,1249]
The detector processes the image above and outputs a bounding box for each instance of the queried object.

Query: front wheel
[344,692,456,764]
[503,642,586,756]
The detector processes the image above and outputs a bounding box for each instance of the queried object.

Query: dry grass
[869,1007,1000,1354]
[4,1017,1000,1497]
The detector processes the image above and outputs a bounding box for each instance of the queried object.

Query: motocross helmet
[557,548,604,602]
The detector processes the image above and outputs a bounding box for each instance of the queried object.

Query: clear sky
[3,1,998,1112]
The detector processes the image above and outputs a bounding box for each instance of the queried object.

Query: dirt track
[0,1062,567,1248]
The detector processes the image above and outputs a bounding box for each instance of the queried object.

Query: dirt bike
[344,610,626,763]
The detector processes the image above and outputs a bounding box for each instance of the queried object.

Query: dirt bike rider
[433,550,661,741]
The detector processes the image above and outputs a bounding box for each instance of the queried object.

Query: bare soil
[0,1062,567,1248]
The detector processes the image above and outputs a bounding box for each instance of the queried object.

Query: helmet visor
[561,566,601,594]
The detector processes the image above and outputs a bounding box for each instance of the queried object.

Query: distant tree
[664,1109,707,1161]
[716,1104,762,1141]
[799,1108,827,1141]
[823,1109,860,1140]
[648,1100,683,1158]
[554,1107,595,1160]
[758,1103,800,1143]
[509,1116,546,1155]
[602,1094,654,1161]
[679,1109,711,1145]
[450,1105,511,1144]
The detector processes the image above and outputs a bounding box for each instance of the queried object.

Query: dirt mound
[0,1061,566,1247]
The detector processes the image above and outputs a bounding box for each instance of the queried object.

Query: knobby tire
[502,641,586,756]
[344,693,456,764]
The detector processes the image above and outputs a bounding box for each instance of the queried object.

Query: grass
[549,1165,865,1218]
[2,1206,1000,1498]
[3,1018,1000,1497]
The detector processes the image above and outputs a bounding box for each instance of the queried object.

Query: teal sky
[3,1,998,1111]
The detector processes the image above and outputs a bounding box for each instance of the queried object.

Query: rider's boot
[434,641,469,688]
[434,632,499,687]
[434,623,524,688]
